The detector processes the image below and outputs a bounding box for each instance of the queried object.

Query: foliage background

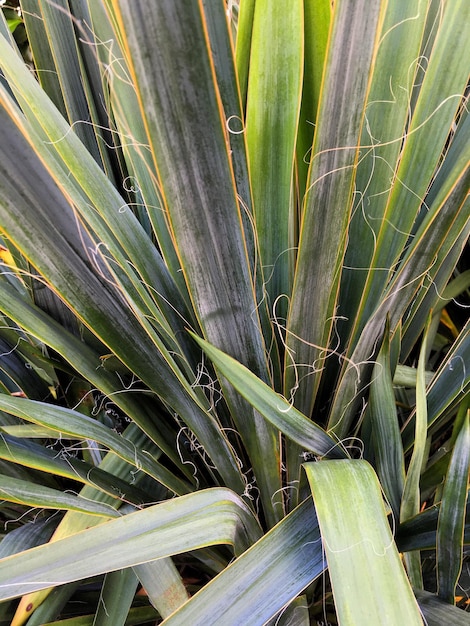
[0,0,468,624]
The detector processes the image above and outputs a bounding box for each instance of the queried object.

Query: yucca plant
[0,0,468,624]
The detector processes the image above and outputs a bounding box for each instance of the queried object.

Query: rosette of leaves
[0,1,468,624]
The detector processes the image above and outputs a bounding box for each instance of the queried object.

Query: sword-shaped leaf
[305,460,423,625]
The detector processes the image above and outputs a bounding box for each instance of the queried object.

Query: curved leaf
[0,395,191,496]
[162,498,323,626]
[0,433,152,506]
[192,333,346,459]
[0,488,262,601]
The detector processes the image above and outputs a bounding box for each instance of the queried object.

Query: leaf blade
[192,333,345,459]
[0,488,262,601]
[437,413,470,604]
[286,0,386,417]
[113,0,282,524]
[162,498,324,626]
[305,460,423,625]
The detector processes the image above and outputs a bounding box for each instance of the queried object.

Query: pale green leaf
[0,488,262,600]
[134,559,189,619]
[9,424,171,624]
[162,498,324,626]
[305,460,423,625]
[94,569,139,626]
[401,317,432,588]
[245,0,303,318]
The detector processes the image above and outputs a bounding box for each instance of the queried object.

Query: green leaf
[332,170,469,440]
[305,460,423,625]
[93,569,139,626]
[112,0,265,376]
[235,0,255,109]
[345,0,468,352]
[437,413,470,604]
[401,316,432,588]
[415,589,470,626]
[19,0,66,117]
[0,473,119,517]
[112,0,282,524]
[401,114,470,358]
[274,596,309,626]
[0,1,468,624]
[296,0,331,198]
[426,320,470,434]
[134,558,189,619]
[21,0,103,166]
[327,0,470,436]
[393,365,434,388]
[0,516,56,558]
[86,0,188,293]
[286,0,386,417]
[402,319,470,450]
[396,494,470,553]
[6,17,22,34]
[192,333,346,459]
[0,433,152,506]
[0,27,197,353]
[0,488,262,600]
[0,278,193,481]
[0,333,50,399]
[39,606,159,626]
[0,395,191,496]
[245,0,303,318]
[162,498,324,626]
[200,0,283,389]
[0,104,244,493]
[336,0,428,354]
[15,583,81,626]
[369,325,405,520]
[9,424,171,624]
